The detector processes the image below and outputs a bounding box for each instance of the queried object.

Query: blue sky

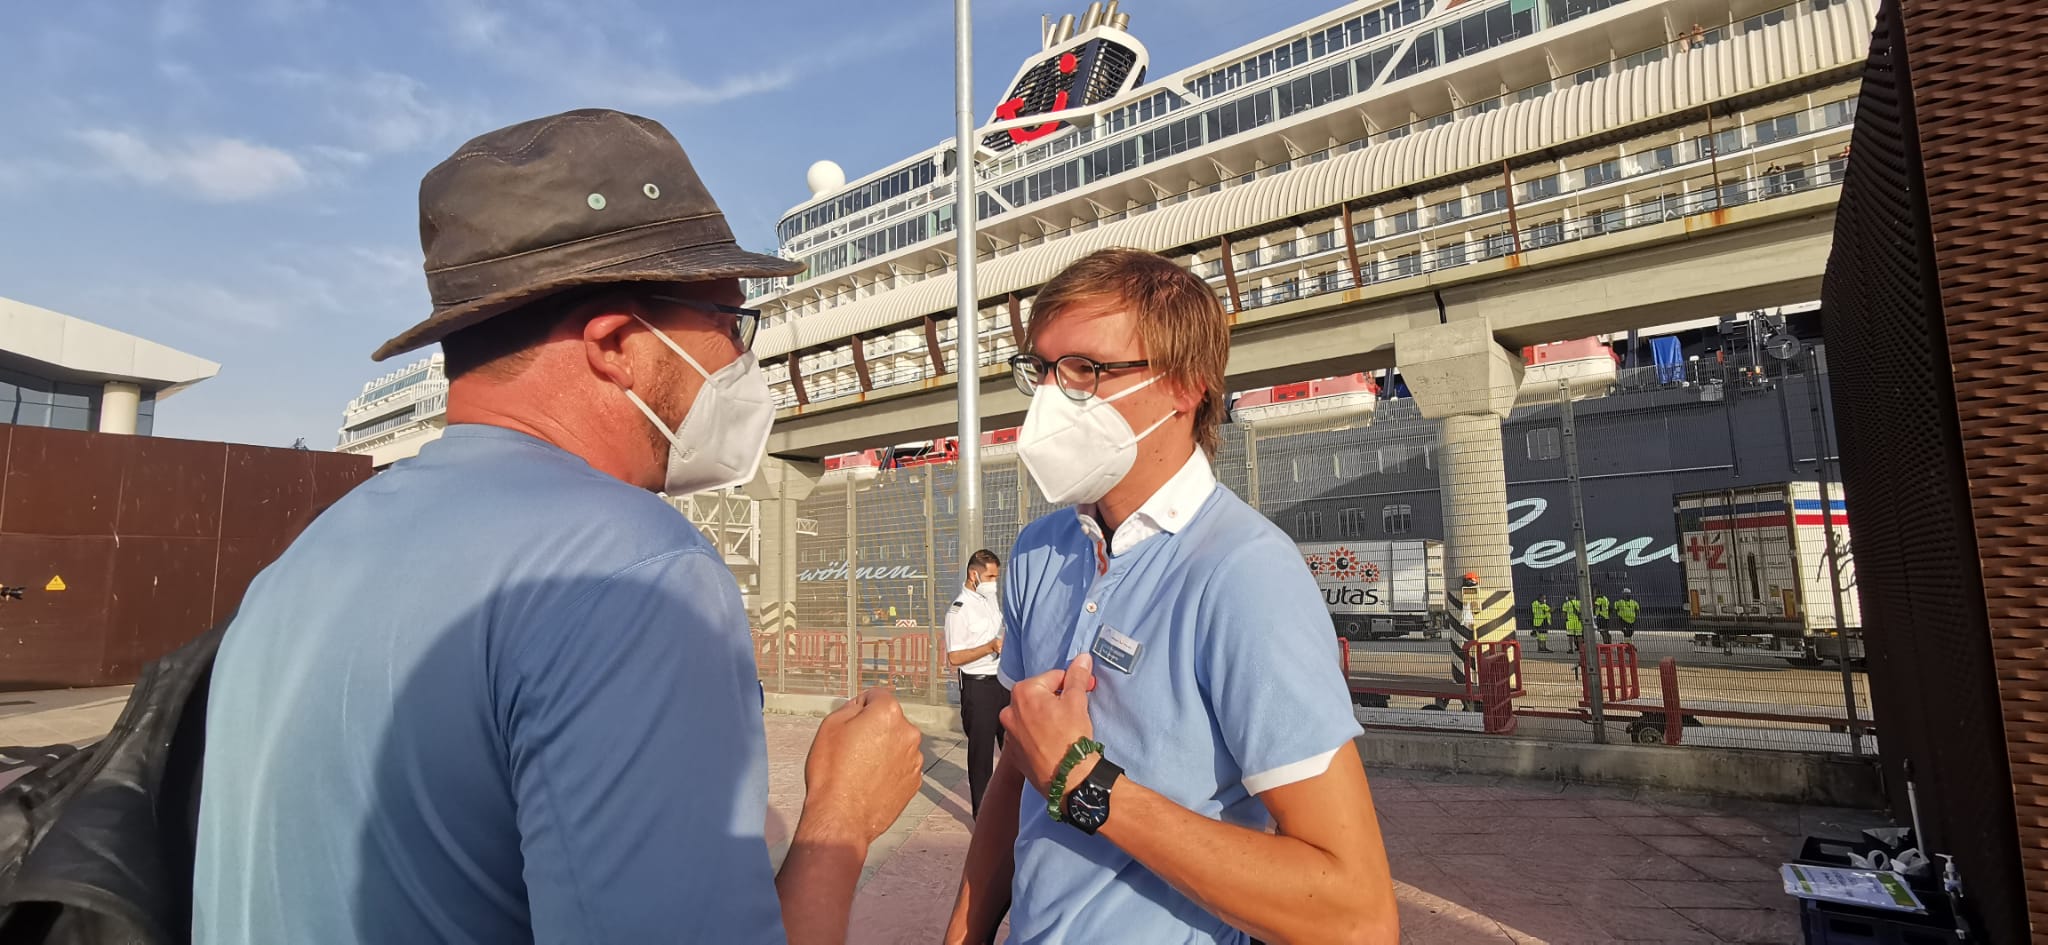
[1,0,1342,447]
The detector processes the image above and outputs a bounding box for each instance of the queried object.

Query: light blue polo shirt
[194,425,783,945]
[998,451,1363,945]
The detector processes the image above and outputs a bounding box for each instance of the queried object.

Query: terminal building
[0,295,218,435]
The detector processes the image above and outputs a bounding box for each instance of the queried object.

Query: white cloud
[155,0,201,41]
[76,243,422,337]
[252,0,328,19]
[73,128,310,201]
[268,68,477,157]
[434,0,795,108]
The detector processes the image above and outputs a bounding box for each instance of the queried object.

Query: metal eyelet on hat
[587,193,607,210]
[643,183,661,199]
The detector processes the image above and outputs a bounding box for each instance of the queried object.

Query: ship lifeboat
[1231,373,1377,433]
[1517,338,1619,406]
[821,448,882,485]
[981,427,1021,461]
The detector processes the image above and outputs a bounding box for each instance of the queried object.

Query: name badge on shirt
[1091,625,1143,675]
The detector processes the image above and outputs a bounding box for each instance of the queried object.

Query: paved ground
[0,689,1887,943]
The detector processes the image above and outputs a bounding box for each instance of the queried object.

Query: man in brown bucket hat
[195,109,924,945]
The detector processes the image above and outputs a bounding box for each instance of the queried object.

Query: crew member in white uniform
[946,548,1008,815]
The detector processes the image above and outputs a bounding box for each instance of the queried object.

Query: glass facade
[776,159,941,246]
[0,366,155,435]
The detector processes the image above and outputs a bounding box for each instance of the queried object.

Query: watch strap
[1047,736,1104,822]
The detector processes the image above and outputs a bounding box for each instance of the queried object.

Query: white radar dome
[806,160,846,196]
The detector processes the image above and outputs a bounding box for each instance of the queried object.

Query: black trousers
[959,673,1010,816]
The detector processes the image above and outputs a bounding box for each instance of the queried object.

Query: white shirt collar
[1077,449,1217,557]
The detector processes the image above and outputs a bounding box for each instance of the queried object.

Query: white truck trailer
[1673,482,1861,664]
[1298,540,1447,640]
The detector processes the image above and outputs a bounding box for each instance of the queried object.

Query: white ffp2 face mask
[622,315,774,496]
[1018,375,1177,506]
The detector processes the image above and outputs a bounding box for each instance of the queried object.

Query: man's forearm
[776,819,869,945]
[946,755,1022,944]
[1093,774,1389,944]
[947,640,998,668]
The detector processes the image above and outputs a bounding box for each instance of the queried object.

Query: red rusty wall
[0,425,373,688]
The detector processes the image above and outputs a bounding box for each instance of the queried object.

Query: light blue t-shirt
[998,462,1364,945]
[193,425,783,945]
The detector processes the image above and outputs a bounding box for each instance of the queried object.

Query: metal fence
[751,342,1875,760]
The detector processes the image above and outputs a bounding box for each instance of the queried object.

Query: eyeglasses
[1009,353,1151,401]
[648,295,762,351]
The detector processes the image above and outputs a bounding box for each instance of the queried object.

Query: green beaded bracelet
[1047,736,1104,822]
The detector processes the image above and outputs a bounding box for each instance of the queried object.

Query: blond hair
[1026,248,1229,455]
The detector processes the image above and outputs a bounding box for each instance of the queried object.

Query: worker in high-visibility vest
[1615,588,1641,641]
[1562,594,1585,653]
[1529,595,1553,653]
[1593,591,1613,644]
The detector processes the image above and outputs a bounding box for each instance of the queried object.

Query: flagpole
[954,0,984,566]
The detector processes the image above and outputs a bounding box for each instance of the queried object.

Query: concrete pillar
[743,458,822,639]
[1396,320,1525,691]
[98,382,141,435]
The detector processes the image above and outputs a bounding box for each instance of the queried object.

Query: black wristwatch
[1062,757,1123,835]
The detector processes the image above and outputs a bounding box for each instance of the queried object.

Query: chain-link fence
[752,336,1874,760]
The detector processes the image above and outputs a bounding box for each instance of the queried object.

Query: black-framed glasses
[1009,353,1151,401]
[649,295,762,351]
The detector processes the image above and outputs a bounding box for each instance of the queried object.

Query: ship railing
[1216,160,1847,316]
[767,2,1854,321]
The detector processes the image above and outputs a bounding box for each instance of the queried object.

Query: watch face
[1068,783,1110,831]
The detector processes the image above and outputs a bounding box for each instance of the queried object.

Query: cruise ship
[335,0,1872,632]
[745,0,1871,411]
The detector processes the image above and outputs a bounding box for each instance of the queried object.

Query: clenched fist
[801,688,925,844]
[999,653,1099,795]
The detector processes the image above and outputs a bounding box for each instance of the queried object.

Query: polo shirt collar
[1077,449,1217,557]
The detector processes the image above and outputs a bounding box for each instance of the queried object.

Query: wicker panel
[1819,0,2031,939]
[1901,2,2048,934]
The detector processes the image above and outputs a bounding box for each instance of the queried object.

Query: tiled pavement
[0,691,1886,943]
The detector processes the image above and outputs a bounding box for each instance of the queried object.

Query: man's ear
[579,300,643,389]
[1163,375,1204,416]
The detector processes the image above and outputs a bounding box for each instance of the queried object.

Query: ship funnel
[1042,14,1054,48]
[1081,2,1104,30]
[1110,10,1129,30]
[1103,0,1121,26]
[1055,13,1075,43]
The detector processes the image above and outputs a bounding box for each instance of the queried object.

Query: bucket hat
[374,108,804,361]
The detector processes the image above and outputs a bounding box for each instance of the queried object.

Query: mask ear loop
[1102,373,1180,442]
[621,314,712,450]
[1132,409,1179,441]
[632,314,713,380]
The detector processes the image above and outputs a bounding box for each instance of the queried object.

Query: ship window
[1526,221,1565,247]
[1340,508,1369,538]
[1382,504,1413,535]
[1335,449,1372,478]
[1297,511,1324,539]
[1753,114,1803,145]
[1527,427,1562,460]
